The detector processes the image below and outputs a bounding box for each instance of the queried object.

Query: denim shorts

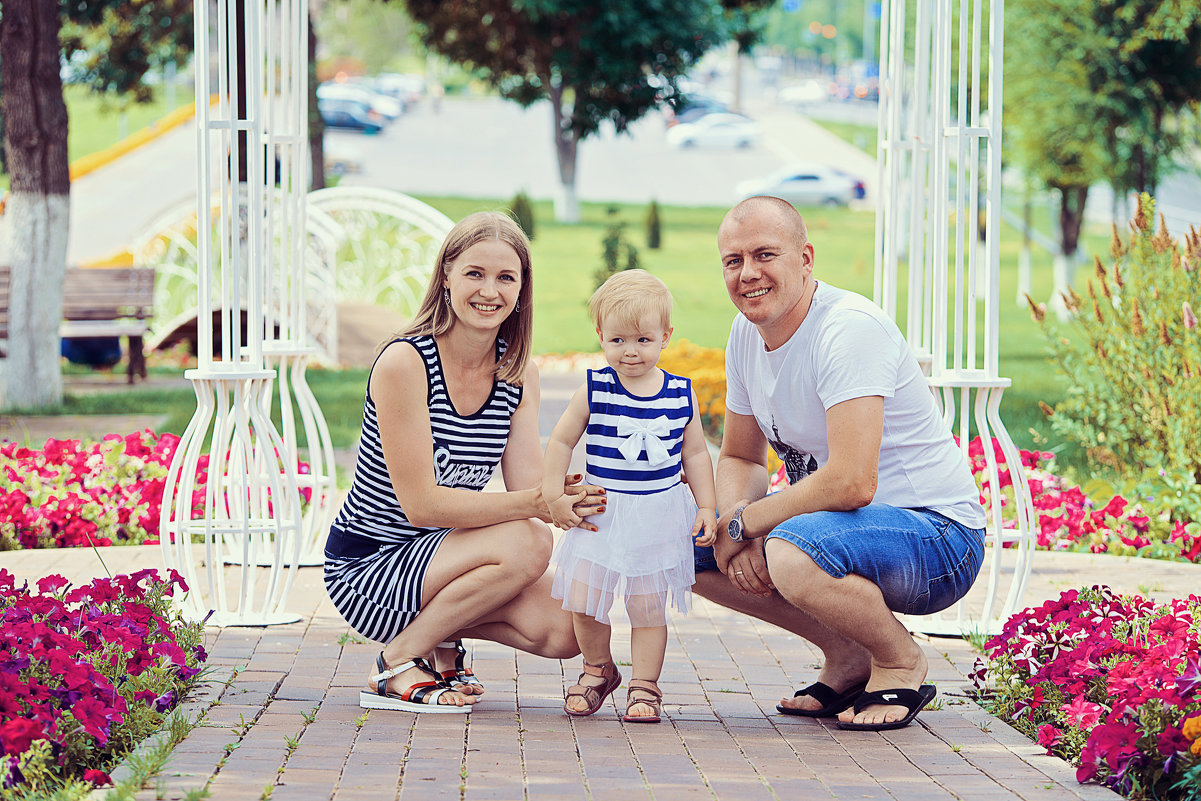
[694,504,985,616]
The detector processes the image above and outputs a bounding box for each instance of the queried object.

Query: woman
[324,212,604,712]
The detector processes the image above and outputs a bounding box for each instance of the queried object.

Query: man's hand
[725,538,773,597]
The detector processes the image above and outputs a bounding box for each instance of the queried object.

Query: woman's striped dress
[324,335,521,643]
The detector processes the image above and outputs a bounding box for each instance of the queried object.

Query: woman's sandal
[358,653,471,713]
[622,679,663,724]
[563,660,622,717]
[437,640,485,695]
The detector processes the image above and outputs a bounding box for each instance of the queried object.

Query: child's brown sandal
[622,679,662,723]
[564,660,622,716]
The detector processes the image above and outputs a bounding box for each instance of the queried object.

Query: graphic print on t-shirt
[769,418,817,484]
[432,439,493,488]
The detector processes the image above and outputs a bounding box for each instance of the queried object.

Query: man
[694,196,986,731]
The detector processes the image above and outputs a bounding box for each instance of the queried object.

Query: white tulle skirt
[550,481,697,626]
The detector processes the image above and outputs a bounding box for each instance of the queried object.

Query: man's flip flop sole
[837,684,937,731]
[775,680,868,717]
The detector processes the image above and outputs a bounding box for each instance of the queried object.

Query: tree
[404,0,765,223]
[1005,0,1201,317]
[0,0,191,409]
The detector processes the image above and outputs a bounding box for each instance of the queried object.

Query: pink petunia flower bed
[0,431,194,550]
[0,567,206,793]
[1,430,311,552]
[972,587,1201,799]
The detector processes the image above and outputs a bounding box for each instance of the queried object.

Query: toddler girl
[543,269,717,723]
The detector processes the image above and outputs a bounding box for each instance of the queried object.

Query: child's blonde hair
[588,269,673,333]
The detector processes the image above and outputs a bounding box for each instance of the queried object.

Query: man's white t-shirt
[725,282,987,529]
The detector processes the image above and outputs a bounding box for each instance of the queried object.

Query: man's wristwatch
[727,505,749,542]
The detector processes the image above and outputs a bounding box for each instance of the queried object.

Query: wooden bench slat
[0,264,156,382]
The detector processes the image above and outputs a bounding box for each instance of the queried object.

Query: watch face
[728,508,744,542]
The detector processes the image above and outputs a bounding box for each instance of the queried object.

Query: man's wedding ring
[735,571,744,575]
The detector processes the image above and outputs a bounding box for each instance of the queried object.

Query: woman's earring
[515,300,521,313]
[443,287,451,305]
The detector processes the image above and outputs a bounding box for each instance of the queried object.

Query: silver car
[735,163,867,206]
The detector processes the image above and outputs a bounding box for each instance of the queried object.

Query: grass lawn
[26,192,1121,478]
[0,84,192,192]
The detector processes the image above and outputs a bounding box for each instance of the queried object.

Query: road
[331,95,877,209]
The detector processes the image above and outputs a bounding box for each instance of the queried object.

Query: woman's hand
[560,473,605,533]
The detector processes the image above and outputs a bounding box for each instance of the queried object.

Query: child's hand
[548,493,583,531]
[692,507,717,547]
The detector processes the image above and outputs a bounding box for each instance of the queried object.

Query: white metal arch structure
[307,186,454,323]
[875,0,1036,635]
[158,0,305,626]
[133,198,340,363]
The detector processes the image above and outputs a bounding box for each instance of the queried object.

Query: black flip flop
[837,684,937,731]
[775,680,868,717]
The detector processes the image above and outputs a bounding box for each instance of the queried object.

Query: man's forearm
[715,455,769,512]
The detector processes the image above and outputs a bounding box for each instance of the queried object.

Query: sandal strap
[370,654,442,693]
[437,640,469,673]
[627,679,663,700]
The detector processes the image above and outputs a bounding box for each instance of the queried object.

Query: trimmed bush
[594,206,640,289]
[509,191,536,241]
[646,199,662,250]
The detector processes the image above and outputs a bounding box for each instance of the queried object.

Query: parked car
[665,112,762,149]
[374,72,426,105]
[735,163,867,206]
[318,81,403,121]
[318,98,384,134]
[777,79,826,107]
[663,93,728,127]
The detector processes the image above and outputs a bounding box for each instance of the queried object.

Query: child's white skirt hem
[550,481,697,626]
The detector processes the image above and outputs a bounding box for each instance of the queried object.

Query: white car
[735,164,867,207]
[317,82,403,121]
[665,112,762,149]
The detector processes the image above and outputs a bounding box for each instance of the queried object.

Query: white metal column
[876,0,1036,635]
[258,0,336,567]
[159,0,304,625]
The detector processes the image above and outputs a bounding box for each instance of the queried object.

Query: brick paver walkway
[4,543,1170,801]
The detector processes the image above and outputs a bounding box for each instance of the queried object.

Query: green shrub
[1030,194,1201,484]
[595,206,641,289]
[509,190,536,241]
[646,199,662,250]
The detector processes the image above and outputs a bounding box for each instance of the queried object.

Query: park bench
[0,265,156,383]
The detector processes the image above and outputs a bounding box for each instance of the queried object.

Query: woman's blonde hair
[588,269,673,333]
[399,211,534,384]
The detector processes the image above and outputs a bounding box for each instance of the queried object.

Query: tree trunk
[1016,190,1032,306]
[548,85,579,223]
[0,0,70,409]
[1049,184,1088,320]
[308,13,325,191]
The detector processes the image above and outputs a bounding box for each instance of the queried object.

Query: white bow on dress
[616,416,673,466]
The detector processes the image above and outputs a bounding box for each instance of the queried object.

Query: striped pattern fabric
[324,335,521,643]
[583,367,692,495]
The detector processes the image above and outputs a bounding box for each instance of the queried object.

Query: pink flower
[1060,697,1104,729]
[1037,724,1061,751]
[82,769,112,786]
[1185,301,1197,330]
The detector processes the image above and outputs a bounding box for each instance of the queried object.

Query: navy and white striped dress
[550,367,698,627]
[324,335,521,643]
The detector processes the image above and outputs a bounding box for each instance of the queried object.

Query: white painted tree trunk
[1049,252,1075,321]
[555,182,580,224]
[1016,244,1032,306]
[0,192,69,408]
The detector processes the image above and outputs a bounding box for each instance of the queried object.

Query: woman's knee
[503,518,552,582]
